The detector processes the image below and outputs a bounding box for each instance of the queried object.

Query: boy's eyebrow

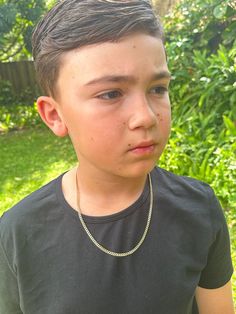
[84,71,172,86]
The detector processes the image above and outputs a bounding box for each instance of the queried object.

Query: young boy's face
[51,33,171,179]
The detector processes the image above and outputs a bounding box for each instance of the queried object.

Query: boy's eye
[150,86,168,95]
[97,90,122,100]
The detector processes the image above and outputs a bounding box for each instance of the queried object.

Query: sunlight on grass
[0,128,77,213]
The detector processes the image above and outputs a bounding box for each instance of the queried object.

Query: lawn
[0,128,235,305]
[0,128,77,211]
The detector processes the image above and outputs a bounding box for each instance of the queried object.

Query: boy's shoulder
[155,166,212,195]
[155,166,225,226]
[1,167,219,237]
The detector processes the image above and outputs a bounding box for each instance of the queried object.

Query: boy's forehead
[58,33,167,81]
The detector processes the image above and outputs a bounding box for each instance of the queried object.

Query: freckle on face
[157,113,163,122]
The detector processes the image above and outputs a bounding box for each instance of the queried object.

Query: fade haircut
[32,0,163,98]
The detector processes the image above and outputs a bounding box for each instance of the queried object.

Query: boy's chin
[117,161,157,179]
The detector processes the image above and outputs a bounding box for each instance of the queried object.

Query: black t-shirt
[0,167,233,314]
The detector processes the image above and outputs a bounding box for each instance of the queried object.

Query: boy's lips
[129,140,157,154]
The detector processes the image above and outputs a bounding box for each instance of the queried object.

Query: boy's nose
[128,94,157,130]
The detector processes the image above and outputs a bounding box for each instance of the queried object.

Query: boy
[0,0,234,313]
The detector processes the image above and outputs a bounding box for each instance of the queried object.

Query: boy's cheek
[160,109,171,126]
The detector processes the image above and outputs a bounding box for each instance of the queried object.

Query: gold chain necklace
[76,171,153,257]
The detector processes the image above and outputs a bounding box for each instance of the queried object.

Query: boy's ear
[37,96,68,137]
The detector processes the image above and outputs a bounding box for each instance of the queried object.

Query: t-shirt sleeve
[0,220,22,313]
[198,187,234,289]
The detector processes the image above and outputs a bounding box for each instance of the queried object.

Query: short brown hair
[32,0,163,97]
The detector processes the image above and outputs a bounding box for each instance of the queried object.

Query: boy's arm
[195,186,234,314]
[0,235,22,313]
[195,280,235,314]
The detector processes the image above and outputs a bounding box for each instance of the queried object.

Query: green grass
[0,128,235,306]
[0,128,77,211]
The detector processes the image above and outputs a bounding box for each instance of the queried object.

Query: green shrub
[160,114,236,210]
[0,80,16,107]
[163,0,236,124]
[0,103,42,132]
[0,79,41,132]
[159,0,236,211]
[164,0,235,53]
[167,44,236,127]
[0,79,39,107]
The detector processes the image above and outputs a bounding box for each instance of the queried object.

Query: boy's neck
[62,166,148,217]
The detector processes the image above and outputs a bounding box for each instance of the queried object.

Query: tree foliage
[152,0,180,16]
[159,0,236,209]
[164,0,236,52]
[0,0,47,62]
[163,0,236,125]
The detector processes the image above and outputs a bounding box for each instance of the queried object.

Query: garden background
[0,0,235,306]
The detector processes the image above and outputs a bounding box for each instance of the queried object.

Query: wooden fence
[0,61,40,96]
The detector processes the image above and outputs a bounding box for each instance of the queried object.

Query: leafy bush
[0,80,16,107]
[0,78,41,132]
[160,114,236,210]
[0,0,47,62]
[0,79,39,107]
[164,0,235,53]
[164,0,236,122]
[168,44,236,125]
[0,103,42,132]
[159,0,236,211]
